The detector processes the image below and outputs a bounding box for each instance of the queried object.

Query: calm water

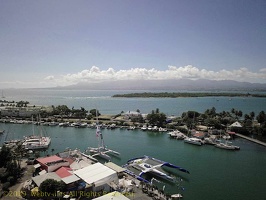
[1,89,266,200]
[0,123,266,200]
[2,88,266,116]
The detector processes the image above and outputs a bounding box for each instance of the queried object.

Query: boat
[141,125,147,131]
[215,140,240,150]
[22,116,51,150]
[168,130,186,140]
[85,120,120,161]
[123,155,189,183]
[22,135,51,150]
[204,136,217,145]
[184,137,204,145]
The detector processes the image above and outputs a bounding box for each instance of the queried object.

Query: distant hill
[55,79,266,91]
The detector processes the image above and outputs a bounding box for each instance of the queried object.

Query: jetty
[235,133,266,147]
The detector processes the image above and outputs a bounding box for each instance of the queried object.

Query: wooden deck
[235,133,266,147]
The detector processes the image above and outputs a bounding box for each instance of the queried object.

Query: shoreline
[112,92,266,98]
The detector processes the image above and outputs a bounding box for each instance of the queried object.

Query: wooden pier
[235,133,266,147]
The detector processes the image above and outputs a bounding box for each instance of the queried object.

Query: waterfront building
[0,107,40,117]
[36,155,70,172]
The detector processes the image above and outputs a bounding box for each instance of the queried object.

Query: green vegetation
[147,108,167,127]
[0,145,24,193]
[112,92,266,98]
[39,179,66,194]
[40,105,100,120]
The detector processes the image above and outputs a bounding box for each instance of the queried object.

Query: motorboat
[184,137,204,145]
[204,137,218,145]
[168,130,186,140]
[215,140,240,150]
[123,155,189,183]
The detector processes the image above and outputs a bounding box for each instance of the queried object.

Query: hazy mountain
[55,79,266,91]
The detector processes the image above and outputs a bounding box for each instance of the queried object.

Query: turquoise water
[0,123,266,200]
[2,89,266,115]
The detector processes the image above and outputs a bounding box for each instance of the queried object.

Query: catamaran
[85,123,120,161]
[123,155,189,183]
[22,116,51,150]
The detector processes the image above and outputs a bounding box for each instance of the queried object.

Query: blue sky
[0,0,266,88]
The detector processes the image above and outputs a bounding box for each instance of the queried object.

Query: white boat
[204,137,217,145]
[123,155,189,183]
[184,137,204,145]
[141,125,147,131]
[22,135,51,150]
[85,120,120,161]
[168,130,186,139]
[215,140,240,150]
[59,122,69,127]
[22,116,51,150]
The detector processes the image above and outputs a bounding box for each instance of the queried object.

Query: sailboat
[85,115,120,161]
[22,116,51,150]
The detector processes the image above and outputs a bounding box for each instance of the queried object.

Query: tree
[0,145,12,167]
[89,109,101,117]
[39,179,66,194]
[257,111,266,123]
[147,109,166,127]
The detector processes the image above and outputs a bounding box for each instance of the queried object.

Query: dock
[235,133,266,147]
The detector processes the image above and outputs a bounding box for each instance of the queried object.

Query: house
[36,155,69,172]
[0,107,40,117]
[122,111,141,120]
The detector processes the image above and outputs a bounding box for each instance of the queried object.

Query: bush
[7,176,15,185]
[2,182,10,191]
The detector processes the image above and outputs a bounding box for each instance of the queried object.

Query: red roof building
[55,166,73,178]
[36,155,69,172]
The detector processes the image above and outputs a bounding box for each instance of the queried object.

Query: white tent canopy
[92,191,130,200]
[74,162,118,187]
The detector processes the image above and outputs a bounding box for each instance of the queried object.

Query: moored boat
[168,130,186,140]
[22,135,51,150]
[215,140,240,150]
[123,155,189,183]
[184,137,204,145]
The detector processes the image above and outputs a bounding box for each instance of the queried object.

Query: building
[36,155,70,172]
[0,107,40,117]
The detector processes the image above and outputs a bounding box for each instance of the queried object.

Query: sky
[0,0,266,88]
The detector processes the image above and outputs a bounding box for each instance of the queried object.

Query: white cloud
[44,75,55,80]
[43,65,266,86]
[1,65,265,89]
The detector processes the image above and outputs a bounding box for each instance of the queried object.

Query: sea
[1,88,266,200]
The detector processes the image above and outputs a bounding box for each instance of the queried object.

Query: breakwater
[236,133,266,147]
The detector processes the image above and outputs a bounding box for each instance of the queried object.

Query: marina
[0,122,266,200]
[0,89,266,199]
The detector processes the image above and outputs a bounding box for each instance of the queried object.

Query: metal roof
[74,162,117,186]
[104,162,126,173]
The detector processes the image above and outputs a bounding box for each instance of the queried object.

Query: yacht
[184,137,204,145]
[85,123,120,161]
[22,116,51,150]
[123,155,189,183]
[168,130,186,140]
[22,135,51,150]
[215,140,240,150]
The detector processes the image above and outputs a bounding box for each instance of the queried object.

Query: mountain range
[54,79,266,91]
